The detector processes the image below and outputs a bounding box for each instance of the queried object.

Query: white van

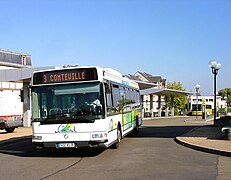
[0,90,23,133]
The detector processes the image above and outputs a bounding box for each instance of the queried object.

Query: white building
[0,49,32,94]
[0,49,56,127]
[126,71,167,116]
[187,95,226,110]
[0,49,32,125]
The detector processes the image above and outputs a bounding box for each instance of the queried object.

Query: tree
[166,81,187,115]
[218,88,231,106]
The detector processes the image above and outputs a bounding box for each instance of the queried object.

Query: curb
[143,116,189,120]
[174,136,231,157]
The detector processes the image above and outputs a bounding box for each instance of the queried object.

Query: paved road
[0,117,230,180]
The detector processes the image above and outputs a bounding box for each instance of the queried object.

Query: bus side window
[104,81,111,93]
[104,82,114,116]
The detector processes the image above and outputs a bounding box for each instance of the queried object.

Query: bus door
[120,87,132,132]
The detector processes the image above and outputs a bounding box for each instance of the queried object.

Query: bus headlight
[32,135,42,140]
[92,133,107,139]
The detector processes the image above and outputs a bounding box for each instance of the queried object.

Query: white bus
[31,66,142,149]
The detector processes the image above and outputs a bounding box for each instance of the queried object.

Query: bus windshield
[31,82,104,124]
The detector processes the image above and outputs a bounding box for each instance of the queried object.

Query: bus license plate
[58,143,76,148]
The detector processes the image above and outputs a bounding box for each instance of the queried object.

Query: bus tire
[132,116,140,135]
[112,126,121,149]
[133,120,139,135]
[5,128,15,133]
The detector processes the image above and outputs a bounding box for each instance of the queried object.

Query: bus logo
[55,124,77,133]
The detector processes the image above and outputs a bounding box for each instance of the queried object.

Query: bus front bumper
[33,139,108,149]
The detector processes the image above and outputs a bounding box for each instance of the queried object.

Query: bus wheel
[5,128,15,133]
[133,117,139,135]
[112,127,121,149]
[133,122,139,135]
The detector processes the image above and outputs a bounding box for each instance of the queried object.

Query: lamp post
[224,95,227,116]
[209,60,221,122]
[194,84,200,120]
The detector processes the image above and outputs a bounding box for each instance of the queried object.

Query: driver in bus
[86,93,102,114]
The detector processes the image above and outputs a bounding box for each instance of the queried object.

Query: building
[126,71,192,117]
[0,49,32,94]
[126,71,167,116]
[0,49,56,127]
[0,49,32,126]
[0,49,32,68]
[187,95,226,111]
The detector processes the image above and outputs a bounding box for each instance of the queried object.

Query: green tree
[166,81,187,115]
[218,88,231,105]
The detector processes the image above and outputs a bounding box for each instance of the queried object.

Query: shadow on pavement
[128,125,201,138]
[0,138,105,158]
[0,125,201,158]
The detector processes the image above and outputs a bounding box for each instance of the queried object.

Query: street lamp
[194,84,200,120]
[224,95,227,116]
[209,60,221,122]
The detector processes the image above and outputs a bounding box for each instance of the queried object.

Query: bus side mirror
[20,89,24,102]
[104,82,111,93]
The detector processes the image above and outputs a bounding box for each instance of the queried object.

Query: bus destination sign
[33,68,98,85]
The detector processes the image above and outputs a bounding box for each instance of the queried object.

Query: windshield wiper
[40,116,95,124]
[75,117,95,123]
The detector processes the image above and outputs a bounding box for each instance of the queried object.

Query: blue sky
[1,0,231,95]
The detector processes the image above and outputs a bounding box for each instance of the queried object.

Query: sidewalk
[175,119,231,157]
